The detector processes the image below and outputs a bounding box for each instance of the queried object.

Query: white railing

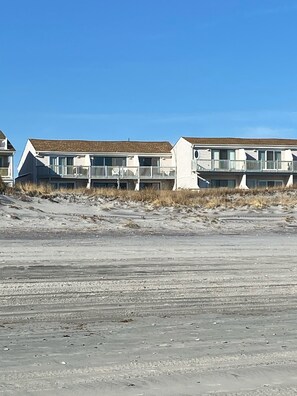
[139,166,176,178]
[195,159,294,173]
[37,165,89,177]
[37,165,176,179]
[91,166,139,178]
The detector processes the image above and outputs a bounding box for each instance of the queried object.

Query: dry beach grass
[1,185,297,395]
[9,182,297,209]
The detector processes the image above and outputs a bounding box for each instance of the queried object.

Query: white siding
[172,138,198,189]
[284,149,293,161]
[237,148,246,160]
[195,148,211,161]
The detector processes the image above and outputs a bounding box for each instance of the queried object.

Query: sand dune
[1,193,297,395]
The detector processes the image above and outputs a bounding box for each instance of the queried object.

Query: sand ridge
[1,192,297,236]
[1,193,297,395]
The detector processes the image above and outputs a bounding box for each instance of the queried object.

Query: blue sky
[1,0,297,166]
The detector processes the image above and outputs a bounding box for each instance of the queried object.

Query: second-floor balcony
[37,165,176,179]
[194,159,297,173]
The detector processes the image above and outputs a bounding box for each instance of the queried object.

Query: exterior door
[59,157,67,175]
[212,150,235,170]
[50,157,73,175]
[259,151,281,170]
[275,151,281,169]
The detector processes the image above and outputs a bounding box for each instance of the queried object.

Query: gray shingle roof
[183,137,297,147]
[30,139,173,154]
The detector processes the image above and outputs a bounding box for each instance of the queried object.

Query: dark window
[92,157,126,166]
[92,157,104,166]
[92,182,127,189]
[139,157,160,167]
[210,179,236,188]
[0,156,9,167]
[220,150,228,160]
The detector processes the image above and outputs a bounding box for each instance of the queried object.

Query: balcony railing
[139,166,176,178]
[37,165,89,178]
[91,166,139,178]
[194,159,295,173]
[37,165,176,179]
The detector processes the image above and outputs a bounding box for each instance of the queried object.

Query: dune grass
[8,182,297,209]
[0,176,7,194]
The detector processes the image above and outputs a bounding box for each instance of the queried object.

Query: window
[198,178,209,188]
[92,157,126,166]
[0,156,9,167]
[258,180,283,188]
[92,181,127,189]
[0,156,9,176]
[210,179,236,188]
[248,179,283,189]
[50,182,75,190]
[258,151,281,169]
[139,157,160,167]
[246,179,256,189]
[50,156,74,175]
[212,150,235,170]
[293,155,297,171]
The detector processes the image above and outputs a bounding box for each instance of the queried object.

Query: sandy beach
[1,193,297,395]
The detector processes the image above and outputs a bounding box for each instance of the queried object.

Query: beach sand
[1,193,297,395]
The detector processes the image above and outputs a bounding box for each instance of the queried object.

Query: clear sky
[1,0,297,166]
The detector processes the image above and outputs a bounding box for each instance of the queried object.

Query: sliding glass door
[259,151,281,170]
[50,157,74,175]
[212,150,235,170]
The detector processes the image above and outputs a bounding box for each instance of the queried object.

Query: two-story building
[173,137,297,189]
[0,130,15,187]
[17,139,176,190]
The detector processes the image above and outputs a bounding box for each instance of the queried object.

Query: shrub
[0,176,6,194]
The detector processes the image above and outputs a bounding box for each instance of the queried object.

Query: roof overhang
[36,151,172,156]
[192,144,297,150]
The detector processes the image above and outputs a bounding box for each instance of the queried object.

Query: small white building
[173,137,297,189]
[17,139,176,190]
[0,130,15,187]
